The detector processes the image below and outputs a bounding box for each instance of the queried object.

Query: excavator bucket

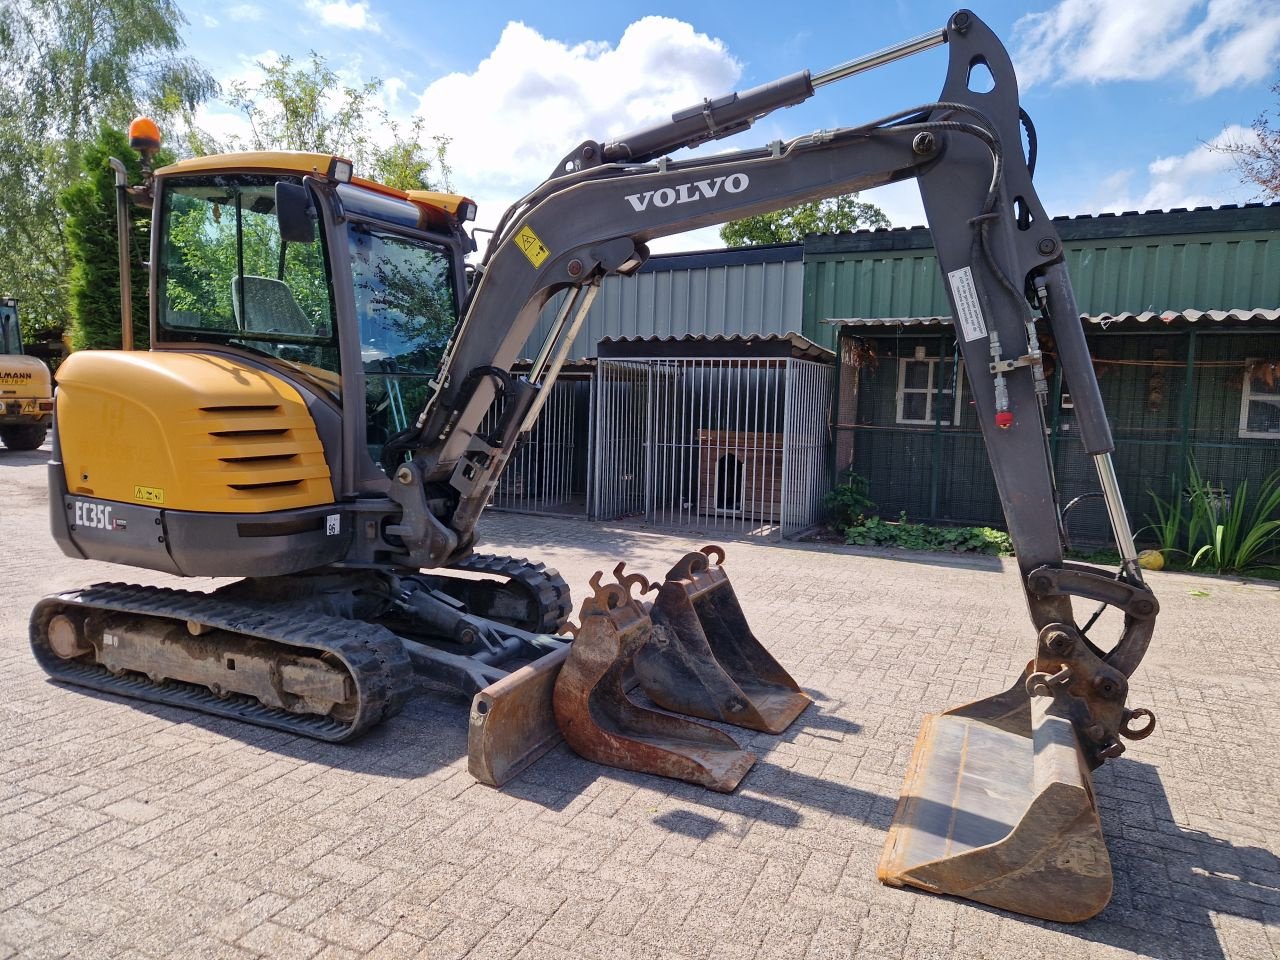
[468,644,569,787]
[879,683,1112,923]
[635,546,811,734]
[553,570,755,792]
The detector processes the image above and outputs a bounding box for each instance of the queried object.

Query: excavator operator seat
[231,275,314,336]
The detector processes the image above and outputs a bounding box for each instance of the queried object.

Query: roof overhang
[825,308,1280,332]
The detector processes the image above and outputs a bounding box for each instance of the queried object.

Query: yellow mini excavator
[0,299,54,451]
[33,11,1160,923]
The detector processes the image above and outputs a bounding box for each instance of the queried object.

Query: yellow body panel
[0,354,52,401]
[56,351,334,513]
[405,190,476,218]
[158,151,344,178]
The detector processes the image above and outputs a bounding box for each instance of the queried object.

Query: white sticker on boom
[947,266,988,342]
[325,514,340,535]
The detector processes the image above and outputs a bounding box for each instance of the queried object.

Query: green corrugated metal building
[809,203,1280,545]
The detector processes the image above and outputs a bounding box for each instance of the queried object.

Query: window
[349,225,459,463]
[1239,359,1280,439]
[156,174,339,374]
[0,303,20,355]
[896,355,964,425]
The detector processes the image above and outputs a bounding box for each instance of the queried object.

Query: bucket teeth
[634,546,811,735]
[552,570,754,793]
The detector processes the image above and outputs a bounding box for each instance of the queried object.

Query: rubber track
[30,583,414,742]
[449,553,573,634]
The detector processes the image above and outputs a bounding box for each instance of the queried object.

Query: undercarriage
[31,555,572,743]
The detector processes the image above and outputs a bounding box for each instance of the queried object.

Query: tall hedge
[59,126,171,350]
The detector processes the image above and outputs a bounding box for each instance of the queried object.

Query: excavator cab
[151,165,465,474]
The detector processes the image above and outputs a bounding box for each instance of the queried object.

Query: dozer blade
[634,546,810,734]
[553,570,755,792]
[468,645,569,787]
[879,692,1111,923]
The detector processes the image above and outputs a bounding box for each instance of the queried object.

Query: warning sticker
[515,225,549,268]
[947,266,988,342]
[133,485,164,505]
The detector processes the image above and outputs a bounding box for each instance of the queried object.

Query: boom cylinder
[601,71,815,164]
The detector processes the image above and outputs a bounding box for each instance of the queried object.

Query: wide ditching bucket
[553,569,755,792]
[635,546,811,734]
[878,681,1112,923]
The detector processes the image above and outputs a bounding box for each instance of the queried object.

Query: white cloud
[416,17,742,247]
[1013,0,1280,96]
[201,14,219,27]
[1092,124,1261,211]
[303,0,380,32]
[227,4,263,22]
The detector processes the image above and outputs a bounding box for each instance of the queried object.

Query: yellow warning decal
[134,485,165,505]
[515,225,549,268]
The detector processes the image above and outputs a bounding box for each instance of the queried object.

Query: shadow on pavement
[0,444,51,468]
[53,676,474,780]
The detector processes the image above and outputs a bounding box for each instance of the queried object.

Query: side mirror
[276,181,316,244]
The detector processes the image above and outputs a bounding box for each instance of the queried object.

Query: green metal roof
[801,204,1280,347]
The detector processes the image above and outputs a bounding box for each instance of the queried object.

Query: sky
[175,0,1280,254]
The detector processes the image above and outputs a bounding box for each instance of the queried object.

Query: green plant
[825,470,876,530]
[844,512,1013,556]
[1185,461,1280,574]
[1143,482,1187,554]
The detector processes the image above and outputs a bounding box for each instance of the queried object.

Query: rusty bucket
[634,546,810,735]
[553,570,755,792]
[878,676,1113,922]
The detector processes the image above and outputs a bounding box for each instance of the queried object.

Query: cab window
[350,225,459,461]
[156,174,340,377]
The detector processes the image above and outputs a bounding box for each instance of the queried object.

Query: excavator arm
[402,9,1158,920]
[391,8,1155,743]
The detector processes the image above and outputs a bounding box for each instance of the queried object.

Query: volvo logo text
[625,173,749,213]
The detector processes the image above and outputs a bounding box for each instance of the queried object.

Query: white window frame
[895,356,965,426]
[1238,358,1280,440]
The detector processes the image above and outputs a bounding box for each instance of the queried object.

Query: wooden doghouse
[697,429,784,521]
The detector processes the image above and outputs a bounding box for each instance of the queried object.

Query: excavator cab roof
[156,151,476,228]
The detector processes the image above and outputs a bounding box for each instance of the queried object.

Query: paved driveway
[2,444,1277,959]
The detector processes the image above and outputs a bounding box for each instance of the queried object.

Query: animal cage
[485,372,593,517]
[592,341,833,539]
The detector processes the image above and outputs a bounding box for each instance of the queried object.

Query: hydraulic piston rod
[812,28,948,88]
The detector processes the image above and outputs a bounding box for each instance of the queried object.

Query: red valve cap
[995,411,1014,429]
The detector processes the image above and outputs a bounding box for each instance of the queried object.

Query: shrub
[844,512,1012,555]
[825,470,876,530]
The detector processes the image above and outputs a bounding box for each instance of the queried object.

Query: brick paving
[1,442,1278,959]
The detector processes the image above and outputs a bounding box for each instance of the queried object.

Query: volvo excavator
[32,11,1160,923]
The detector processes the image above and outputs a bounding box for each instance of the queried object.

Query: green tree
[720,194,889,246]
[59,125,172,350]
[192,52,450,192]
[0,0,216,341]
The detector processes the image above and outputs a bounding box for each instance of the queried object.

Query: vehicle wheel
[0,425,47,450]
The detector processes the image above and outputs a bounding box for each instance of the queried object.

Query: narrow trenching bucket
[553,570,755,792]
[878,686,1112,923]
[634,546,811,735]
